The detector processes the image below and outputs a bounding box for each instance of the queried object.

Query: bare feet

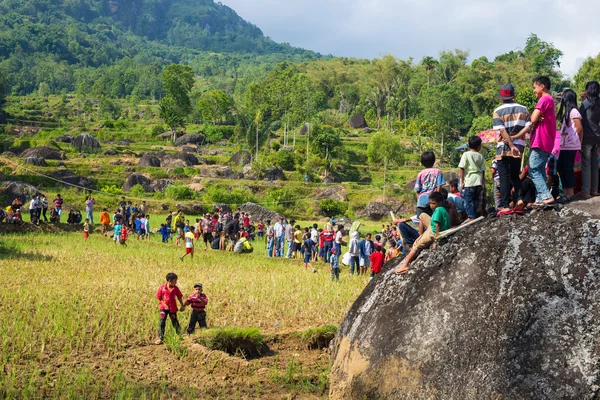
[514,200,525,212]
[154,339,163,345]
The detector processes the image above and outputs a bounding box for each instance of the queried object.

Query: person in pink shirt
[556,89,584,202]
[155,272,184,345]
[517,76,556,207]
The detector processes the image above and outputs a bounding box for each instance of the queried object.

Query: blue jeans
[335,242,342,257]
[275,236,284,257]
[323,242,333,262]
[350,256,360,275]
[462,186,482,219]
[529,148,552,202]
[86,211,94,224]
[267,239,274,257]
[286,239,293,258]
[399,222,419,248]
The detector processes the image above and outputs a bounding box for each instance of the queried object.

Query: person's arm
[435,222,441,235]
[459,168,465,190]
[530,108,542,125]
[574,117,584,144]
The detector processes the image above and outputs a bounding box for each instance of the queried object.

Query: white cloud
[220,0,600,76]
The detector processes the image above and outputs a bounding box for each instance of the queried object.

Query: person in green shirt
[395,192,450,274]
[459,136,486,222]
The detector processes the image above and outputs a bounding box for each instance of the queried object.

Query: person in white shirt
[334,224,344,256]
[273,217,285,257]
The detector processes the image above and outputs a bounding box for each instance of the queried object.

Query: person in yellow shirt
[292,225,303,259]
[181,226,195,262]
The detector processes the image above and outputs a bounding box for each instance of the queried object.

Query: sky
[220,0,600,77]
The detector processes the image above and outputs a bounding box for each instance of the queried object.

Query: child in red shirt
[120,225,129,246]
[182,283,209,334]
[369,245,385,279]
[155,272,184,344]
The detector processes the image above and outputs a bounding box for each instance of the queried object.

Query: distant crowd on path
[392,77,600,274]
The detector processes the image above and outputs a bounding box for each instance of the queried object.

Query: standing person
[257,219,265,240]
[182,283,209,334]
[348,231,360,275]
[52,194,63,222]
[322,226,334,262]
[85,195,95,224]
[414,152,446,217]
[285,219,294,258]
[334,224,344,256]
[273,217,285,258]
[310,224,319,262]
[35,195,43,222]
[493,83,531,214]
[358,233,374,276]
[100,208,111,236]
[528,76,557,207]
[330,247,340,282]
[459,136,486,222]
[180,226,195,261]
[555,89,583,202]
[292,224,303,259]
[140,201,147,215]
[83,218,90,242]
[579,81,600,198]
[155,273,184,345]
[174,210,185,247]
[145,215,151,240]
[490,161,501,210]
[370,245,385,279]
[302,233,316,273]
[265,219,274,257]
[40,194,49,222]
[28,196,37,223]
[113,222,122,246]
[226,216,240,251]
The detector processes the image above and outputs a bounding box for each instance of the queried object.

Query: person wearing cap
[492,83,532,215]
[181,283,209,334]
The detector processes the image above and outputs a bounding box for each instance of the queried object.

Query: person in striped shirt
[492,84,531,215]
[182,283,209,334]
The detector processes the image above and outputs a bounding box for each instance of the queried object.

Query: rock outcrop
[314,185,347,202]
[123,173,153,193]
[20,146,66,160]
[73,134,101,152]
[24,156,47,167]
[360,202,392,221]
[50,170,93,189]
[226,150,252,166]
[330,207,600,399]
[349,115,368,129]
[174,133,205,146]
[239,202,281,222]
[138,153,161,168]
[0,181,41,203]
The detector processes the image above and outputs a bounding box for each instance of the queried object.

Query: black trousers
[187,310,207,334]
[158,310,181,340]
[497,156,522,208]
[42,207,48,221]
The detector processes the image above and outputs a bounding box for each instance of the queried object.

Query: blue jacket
[359,239,374,258]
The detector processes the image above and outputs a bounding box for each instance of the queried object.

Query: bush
[101,185,123,195]
[113,120,129,131]
[9,139,31,153]
[172,167,186,177]
[129,184,145,198]
[203,124,223,143]
[319,199,348,217]
[151,125,165,137]
[165,185,196,201]
[202,185,255,208]
[195,327,267,359]
[275,150,295,171]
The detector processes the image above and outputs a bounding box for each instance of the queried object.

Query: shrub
[9,139,31,153]
[271,141,281,151]
[165,185,196,201]
[151,125,166,137]
[319,199,348,217]
[172,167,186,177]
[113,120,129,131]
[275,150,295,171]
[129,184,145,198]
[203,124,223,143]
[202,185,255,208]
[101,185,122,195]
[195,327,267,359]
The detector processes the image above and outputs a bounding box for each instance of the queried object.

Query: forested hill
[0,0,320,95]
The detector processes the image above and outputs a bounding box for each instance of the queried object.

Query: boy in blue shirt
[158,224,169,243]
[330,247,340,282]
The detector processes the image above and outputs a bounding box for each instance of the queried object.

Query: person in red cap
[492,83,532,216]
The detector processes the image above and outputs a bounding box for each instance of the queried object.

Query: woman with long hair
[556,89,583,202]
[579,81,600,198]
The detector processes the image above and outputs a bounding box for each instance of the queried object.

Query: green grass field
[0,228,368,398]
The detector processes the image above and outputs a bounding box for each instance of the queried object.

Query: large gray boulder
[239,202,281,222]
[330,209,600,399]
[360,202,392,221]
[55,134,73,144]
[123,173,153,193]
[73,134,101,152]
[262,166,285,181]
[0,181,41,203]
[314,185,347,202]
[24,156,48,167]
[174,133,205,146]
[162,152,199,167]
[20,146,66,160]
[50,170,93,189]
[226,150,252,166]
[349,115,368,129]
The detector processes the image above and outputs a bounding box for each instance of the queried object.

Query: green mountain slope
[0,0,319,95]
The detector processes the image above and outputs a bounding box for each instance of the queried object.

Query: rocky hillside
[330,201,600,399]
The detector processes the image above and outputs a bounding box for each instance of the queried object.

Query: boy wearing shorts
[180,226,195,261]
[303,235,316,273]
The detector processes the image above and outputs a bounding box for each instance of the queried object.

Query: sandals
[496,209,514,217]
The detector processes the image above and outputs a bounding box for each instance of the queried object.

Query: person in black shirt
[226,216,240,251]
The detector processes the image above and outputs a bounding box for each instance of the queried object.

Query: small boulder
[138,153,161,168]
[174,133,205,146]
[73,134,101,152]
[226,150,252,166]
[239,202,281,222]
[263,166,285,181]
[322,175,341,184]
[360,202,392,221]
[153,179,174,193]
[359,176,373,184]
[200,166,235,179]
[349,115,368,129]
[299,123,311,135]
[314,185,348,202]
[362,127,373,134]
[104,149,118,156]
[162,152,199,167]
[182,146,198,153]
[20,146,66,160]
[55,134,73,144]
[24,157,47,167]
[123,173,153,193]
[1,151,16,158]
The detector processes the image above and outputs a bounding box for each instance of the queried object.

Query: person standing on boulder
[85,195,95,224]
[40,194,49,222]
[459,136,486,223]
[52,194,64,222]
[579,81,600,199]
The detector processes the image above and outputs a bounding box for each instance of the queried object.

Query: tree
[159,64,194,141]
[196,90,230,124]
[310,124,342,177]
[367,130,404,201]
[421,56,439,88]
